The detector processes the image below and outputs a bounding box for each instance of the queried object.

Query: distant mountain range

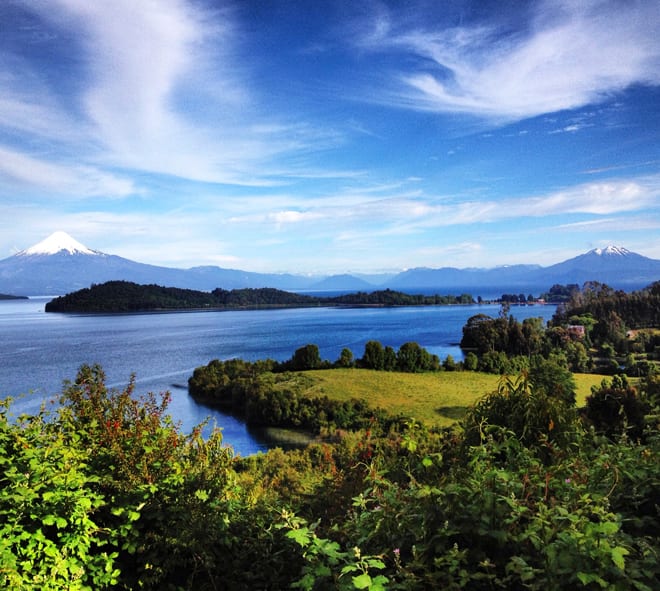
[0,232,658,296]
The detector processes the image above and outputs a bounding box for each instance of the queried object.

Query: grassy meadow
[287,369,606,427]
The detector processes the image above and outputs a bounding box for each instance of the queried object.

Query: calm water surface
[0,298,556,454]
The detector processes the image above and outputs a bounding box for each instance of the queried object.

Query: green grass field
[298,369,606,426]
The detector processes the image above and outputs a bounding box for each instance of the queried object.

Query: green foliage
[584,375,651,440]
[190,359,396,433]
[54,365,245,589]
[461,313,548,373]
[45,281,476,313]
[396,341,440,372]
[552,281,660,353]
[541,283,580,303]
[329,425,659,590]
[360,340,387,370]
[461,351,476,371]
[461,373,578,453]
[45,281,321,312]
[3,359,659,590]
[0,403,122,590]
[326,289,474,306]
[280,512,389,590]
[284,344,326,371]
[443,354,457,371]
[336,347,355,368]
[359,340,438,372]
[528,355,577,405]
[463,282,660,376]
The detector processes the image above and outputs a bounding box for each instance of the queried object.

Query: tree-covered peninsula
[0,292,28,300]
[44,280,475,312]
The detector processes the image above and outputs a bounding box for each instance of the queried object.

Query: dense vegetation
[44,281,319,312]
[3,279,658,589]
[2,362,658,590]
[460,281,660,376]
[44,281,476,313]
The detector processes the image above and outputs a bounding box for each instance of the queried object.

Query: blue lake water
[0,298,556,455]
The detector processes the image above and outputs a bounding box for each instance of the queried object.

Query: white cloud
[555,216,660,232]
[365,0,660,120]
[50,0,258,182]
[219,175,660,239]
[519,179,658,216]
[0,145,137,198]
[549,123,589,134]
[3,0,348,187]
[267,210,322,226]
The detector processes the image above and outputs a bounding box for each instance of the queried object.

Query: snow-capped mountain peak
[19,231,97,256]
[590,245,631,257]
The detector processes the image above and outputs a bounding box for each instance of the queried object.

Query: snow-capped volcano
[590,246,631,257]
[0,231,321,295]
[0,232,658,296]
[18,231,98,256]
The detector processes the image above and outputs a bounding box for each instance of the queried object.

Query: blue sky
[1,0,659,274]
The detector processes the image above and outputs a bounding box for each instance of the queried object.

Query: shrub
[461,373,578,453]
[0,402,122,590]
[584,376,650,440]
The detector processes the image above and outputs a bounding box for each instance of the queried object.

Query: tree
[397,342,438,372]
[361,340,385,370]
[565,341,591,373]
[463,352,478,371]
[383,346,398,371]
[521,317,545,357]
[461,314,503,353]
[397,342,425,372]
[443,354,457,371]
[290,344,323,371]
[336,348,354,368]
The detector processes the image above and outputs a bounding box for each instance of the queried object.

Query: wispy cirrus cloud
[219,175,660,238]
[1,0,352,188]
[359,0,660,121]
[402,177,660,229]
[555,216,660,233]
[0,145,136,198]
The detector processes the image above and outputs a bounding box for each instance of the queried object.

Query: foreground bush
[1,365,658,589]
[0,401,122,590]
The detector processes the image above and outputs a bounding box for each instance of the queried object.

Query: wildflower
[393,548,400,556]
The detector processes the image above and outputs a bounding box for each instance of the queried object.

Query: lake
[0,297,557,455]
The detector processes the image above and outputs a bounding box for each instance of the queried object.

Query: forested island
[44,280,476,312]
[2,281,659,590]
[0,292,27,300]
